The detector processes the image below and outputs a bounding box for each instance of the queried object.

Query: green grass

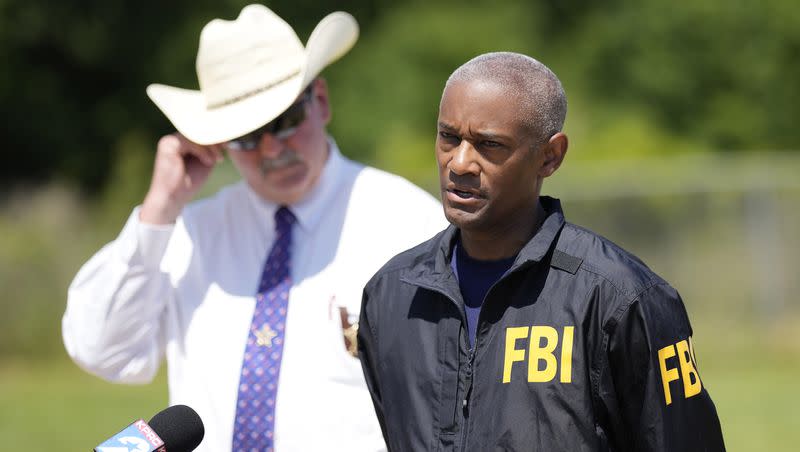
[708,364,799,451]
[0,357,167,450]
[694,315,800,451]
[2,319,799,451]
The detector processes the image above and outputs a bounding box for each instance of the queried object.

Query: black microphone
[148,405,205,452]
[94,404,205,452]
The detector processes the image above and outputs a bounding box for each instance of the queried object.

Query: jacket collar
[404,197,566,296]
[513,196,566,265]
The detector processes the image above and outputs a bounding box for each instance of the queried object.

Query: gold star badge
[255,324,278,347]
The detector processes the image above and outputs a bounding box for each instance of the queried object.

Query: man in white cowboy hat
[62,4,444,451]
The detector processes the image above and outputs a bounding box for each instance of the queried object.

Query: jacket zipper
[400,278,482,451]
[459,347,476,451]
[455,266,523,451]
[402,257,541,450]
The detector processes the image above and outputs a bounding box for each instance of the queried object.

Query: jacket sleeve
[357,281,390,446]
[62,207,173,383]
[598,283,726,451]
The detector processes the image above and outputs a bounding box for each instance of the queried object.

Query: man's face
[226,78,332,205]
[436,79,551,233]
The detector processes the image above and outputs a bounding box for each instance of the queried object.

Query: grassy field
[1,316,798,450]
[0,358,167,450]
[695,316,800,451]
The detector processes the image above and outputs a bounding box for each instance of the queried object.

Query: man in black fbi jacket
[357,52,725,451]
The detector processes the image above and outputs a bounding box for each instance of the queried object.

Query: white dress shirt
[63,141,446,452]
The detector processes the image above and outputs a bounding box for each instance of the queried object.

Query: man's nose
[257,131,284,157]
[448,141,480,176]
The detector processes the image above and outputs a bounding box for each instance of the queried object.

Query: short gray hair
[445,52,567,142]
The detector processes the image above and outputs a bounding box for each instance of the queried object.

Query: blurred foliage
[0,0,798,195]
[563,0,800,151]
[0,0,385,193]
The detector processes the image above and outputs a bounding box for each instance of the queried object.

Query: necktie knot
[274,206,295,237]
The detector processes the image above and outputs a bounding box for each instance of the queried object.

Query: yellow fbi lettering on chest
[502,326,575,383]
[658,337,703,405]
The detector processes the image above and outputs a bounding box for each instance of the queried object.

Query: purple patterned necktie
[232,206,295,452]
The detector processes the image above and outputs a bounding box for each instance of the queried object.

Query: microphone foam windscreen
[148,404,205,452]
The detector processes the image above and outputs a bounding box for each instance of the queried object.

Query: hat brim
[146,12,359,145]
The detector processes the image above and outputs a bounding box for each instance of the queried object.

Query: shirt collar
[244,136,345,233]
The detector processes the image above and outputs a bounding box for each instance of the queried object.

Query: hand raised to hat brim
[140,133,224,225]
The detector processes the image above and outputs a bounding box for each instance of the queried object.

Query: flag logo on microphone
[94,419,166,452]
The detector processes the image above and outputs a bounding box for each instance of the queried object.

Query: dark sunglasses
[225,86,314,151]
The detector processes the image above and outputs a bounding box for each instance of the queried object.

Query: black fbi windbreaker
[358,197,725,452]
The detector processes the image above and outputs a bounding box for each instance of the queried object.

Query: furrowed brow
[474,131,511,142]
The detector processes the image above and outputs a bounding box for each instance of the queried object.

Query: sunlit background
[1,0,798,450]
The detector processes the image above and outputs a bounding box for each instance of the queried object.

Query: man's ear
[539,132,568,178]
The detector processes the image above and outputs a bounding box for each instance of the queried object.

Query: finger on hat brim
[146,75,303,145]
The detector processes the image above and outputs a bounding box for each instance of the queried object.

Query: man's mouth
[452,189,474,199]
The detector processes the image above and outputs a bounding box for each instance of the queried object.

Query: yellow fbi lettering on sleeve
[658,337,702,405]
[502,326,575,383]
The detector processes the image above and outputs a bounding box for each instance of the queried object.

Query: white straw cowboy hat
[146,4,358,145]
